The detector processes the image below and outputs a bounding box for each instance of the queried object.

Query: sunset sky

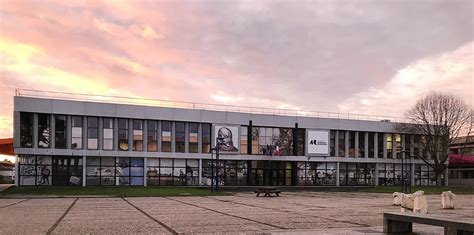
[0,0,473,139]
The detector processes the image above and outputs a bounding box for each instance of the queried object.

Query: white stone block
[413,191,428,214]
[441,191,455,209]
[393,192,405,206]
[401,193,414,210]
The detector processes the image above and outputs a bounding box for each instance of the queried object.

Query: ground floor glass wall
[18,155,444,186]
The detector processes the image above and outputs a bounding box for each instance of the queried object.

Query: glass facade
[330,130,336,157]
[147,158,199,186]
[377,133,384,158]
[20,112,33,148]
[348,131,355,157]
[339,163,375,186]
[201,123,211,153]
[161,121,171,152]
[175,122,185,153]
[118,119,129,151]
[338,131,345,157]
[37,114,50,148]
[297,162,336,186]
[368,132,374,158]
[188,123,198,153]
[133,120,143,151]
[72,116,83,149]
[87,117,98,150]
[251,127,294,156]
[378,163,410,186]
[147,120,158,152]
[103,118,113,150]
[55,115,66,149]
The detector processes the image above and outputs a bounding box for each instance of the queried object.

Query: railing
[15,88,411,123]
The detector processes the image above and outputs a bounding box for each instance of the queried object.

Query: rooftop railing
[15,88,411,123]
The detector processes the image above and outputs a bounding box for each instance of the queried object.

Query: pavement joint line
[165,197,287,230]
[208,196,371,228]
[0,199,30,209]
[121,197,178,235]
[46,197,79,235]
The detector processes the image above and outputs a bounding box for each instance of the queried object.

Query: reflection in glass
[20,113,33,147]
[118,119,129,151]
[161,121,171,152]
[133,120,143,151]
[87,117,98,150]
[55,115,66,149]
[103,118,113,150]
[72,116,83,149]
[38,114,50,148]
[188,123,198,153]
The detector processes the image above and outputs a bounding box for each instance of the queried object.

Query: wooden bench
[254,187,281,197]
[383,212,474,235]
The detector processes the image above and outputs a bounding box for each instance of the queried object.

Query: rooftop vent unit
[381,119,391,122]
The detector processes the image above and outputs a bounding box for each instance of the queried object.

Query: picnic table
[254,187,281,197]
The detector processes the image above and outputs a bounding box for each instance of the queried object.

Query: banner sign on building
[306,130,329,156]
[213,125,240,154]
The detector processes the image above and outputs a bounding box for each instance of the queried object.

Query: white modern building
[13,90,446,187]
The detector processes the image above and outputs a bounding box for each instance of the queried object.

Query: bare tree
[399,92,472,186]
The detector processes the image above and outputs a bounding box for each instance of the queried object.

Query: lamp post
[211,137,224,193]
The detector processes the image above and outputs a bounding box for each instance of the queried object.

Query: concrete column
[129,119,133,152]
[185,122,189,153]
[33,113,38,148]
[113,118,118,151]
[66,115,72,149]
[171,122,176,152]
[364,132,369,158]
[98,117,103,150]
[143,120,148,152]
[50,114,55,149]
[374,133,378,158]
[82,155,86,187]
[383,133,387,159]
[335,131,339,158]
[198,123,202,153]
[345,131,349,158]
[198,158,202,186]
[336,162,340,186]
[158,121,162,152]
[375,163,379,186]
[13,112,20,148]
[355,131,359,158]
[144,158,147,186]
[15,156,19,186]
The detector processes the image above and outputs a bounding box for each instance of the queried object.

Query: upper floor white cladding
[14,96,399,132]
[14,96,420,160]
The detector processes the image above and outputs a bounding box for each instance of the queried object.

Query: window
[339,162,375,186]
[201,123,211,153]
[404,134,411,158]
[368,132,374,158]
[188,123,198,153]
[54,115,66,149]
[358,132,365,158]
[118,119,129,151]
[87,117,98,150]
[395,134,401,159]
[133,120,143,151]
[147,120,158,152]
[117,157,144,185]
[386,134,393,158]
[72,116,83,149]
[86,157,116,186]
[297,162,336,186]
[377,132,384,158]
[413,135,420,159]
[103,118,113,150]
[175,122,185,152]
[37,114,50,148]
[147,158,199,186]
[330,130,336,157]
[338,131,345,157]
[20,112,33,148]
[161,121,171,152]
[348,131,355,157]
[240,126,248,154]
[296,128,305,156]
[18,155,52,185]
[251,127,294,156]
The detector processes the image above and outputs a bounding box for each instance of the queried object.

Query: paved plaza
[0,192,473,234]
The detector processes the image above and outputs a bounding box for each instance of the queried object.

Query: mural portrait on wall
[214,126,239,153]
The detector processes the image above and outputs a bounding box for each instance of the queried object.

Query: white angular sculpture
[413,190,429,214]
[393,192,405,206]
[441,191,455,209]
[401,193,414,210]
